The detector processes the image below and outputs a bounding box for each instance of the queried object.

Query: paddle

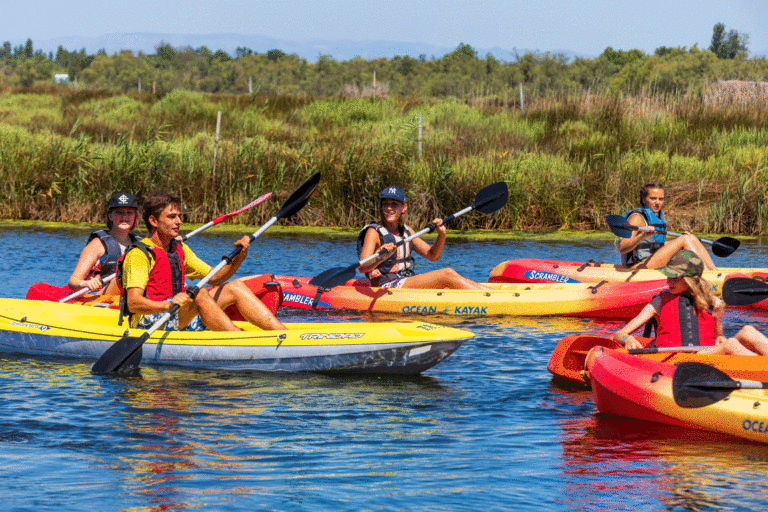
[60,192,273,303]
[722,277,768,307]
[91,173,320,374]
[628,346,703,354]
[308,181,509,289]
[672,361,768,408]
[604,214,740,257]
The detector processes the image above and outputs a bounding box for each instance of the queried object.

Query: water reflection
[551,389,768,512]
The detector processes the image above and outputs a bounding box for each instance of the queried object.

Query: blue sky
[3,0,766,57]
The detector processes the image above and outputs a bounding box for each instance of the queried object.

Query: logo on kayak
[10,321,50,331]
[300,333,365,340]
[523,270,580,283]
[743,419,768,433]
[283,292,331,309]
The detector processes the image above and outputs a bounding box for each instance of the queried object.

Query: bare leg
[178,287,240,331]
[400,268,490,290]
[209,280,285,330]
[699,326,768,356]
[636,234,717,271]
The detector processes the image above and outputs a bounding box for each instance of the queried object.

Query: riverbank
[1,219,755,243]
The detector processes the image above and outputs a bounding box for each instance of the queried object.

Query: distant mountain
[23,32,589,63]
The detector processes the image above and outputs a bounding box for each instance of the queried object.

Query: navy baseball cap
[380,186,406,203]
[108,192,138,210]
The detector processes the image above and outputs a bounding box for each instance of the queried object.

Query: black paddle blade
[722,277,768,306]
[276,172,321,220]
[672,362,738,408]
[308,265,357,289]
[91,334,148,374]
[711,236,740,258]
[605,214,634,238]
[472,182,509,214]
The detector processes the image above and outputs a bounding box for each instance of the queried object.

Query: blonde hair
[681,276,717,311]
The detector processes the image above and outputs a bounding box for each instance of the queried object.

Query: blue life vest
[621,208,667,266]
[356,223,415,286]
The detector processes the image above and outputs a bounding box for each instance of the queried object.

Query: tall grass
[1,86,767,234]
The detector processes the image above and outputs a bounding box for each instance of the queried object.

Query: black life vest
[86,230,141,281]
[356,223,415,286]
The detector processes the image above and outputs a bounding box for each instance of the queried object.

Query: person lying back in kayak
[614,249,768,355]
[618,182,717,271]
[357,186,488,290]
[119,192,285,331]
[67,192,142,296]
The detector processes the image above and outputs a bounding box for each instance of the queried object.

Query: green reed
[1,86,767,234]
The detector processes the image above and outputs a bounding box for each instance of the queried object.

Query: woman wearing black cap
[356,186,488,290]
[67,192,141,294]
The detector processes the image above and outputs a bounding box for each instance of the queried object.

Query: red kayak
[488,258,761,295]
[585,346,768,443]
[25,274,283,319]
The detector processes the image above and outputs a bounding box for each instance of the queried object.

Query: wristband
[620,333,630,345]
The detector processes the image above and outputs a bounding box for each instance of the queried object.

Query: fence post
[520,83,524,113]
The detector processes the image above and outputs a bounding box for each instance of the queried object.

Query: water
[2,225,768,511]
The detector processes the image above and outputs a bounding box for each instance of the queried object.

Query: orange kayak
[266,275,668,319]
[549,333,768,387]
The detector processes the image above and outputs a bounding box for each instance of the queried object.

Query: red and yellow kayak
[549,333,768,387]
[265,275,669,319]
[585,346,768,443]
[488,258,765,295]
[24,274,284,319]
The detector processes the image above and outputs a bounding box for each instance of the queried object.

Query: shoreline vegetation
[1,41,767,236]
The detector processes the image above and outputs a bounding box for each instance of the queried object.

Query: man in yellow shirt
[121,193,285,331]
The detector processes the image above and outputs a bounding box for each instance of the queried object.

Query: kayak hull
[270,275,669,320]
[549,333,768,387]
[0,298,472,374]
[488,258,766,295]
[586,347,768,443]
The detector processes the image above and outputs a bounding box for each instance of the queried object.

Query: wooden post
[138,78,141,93]
[373,70,377,100]
[418,113,423,159]
[519,83,524,113]
[213,111,222,179]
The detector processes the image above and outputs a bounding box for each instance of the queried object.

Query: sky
[3,0,767,57]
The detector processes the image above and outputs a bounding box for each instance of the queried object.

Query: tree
[709,23,749,59]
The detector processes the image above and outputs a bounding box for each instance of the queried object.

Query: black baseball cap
[108,192,138,210]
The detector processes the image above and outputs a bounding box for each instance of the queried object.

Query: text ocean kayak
[585,346,768,443]
[548,333,768,387]
[0,298,473,374]
[265,275,670,319]
[488,258,765,293]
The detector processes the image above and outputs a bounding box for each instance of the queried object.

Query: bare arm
[410,219,446,262]
[618,213,655,255]
[613,296,662,350]
[68,238,106,291]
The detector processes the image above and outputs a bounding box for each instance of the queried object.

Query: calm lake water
[2,225,768,511]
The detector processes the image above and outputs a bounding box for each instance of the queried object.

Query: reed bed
[0,86,767,235]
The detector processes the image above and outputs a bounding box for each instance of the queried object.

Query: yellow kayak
[0,298,474,374]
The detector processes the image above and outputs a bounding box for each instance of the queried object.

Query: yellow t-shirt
[122,237,212,293]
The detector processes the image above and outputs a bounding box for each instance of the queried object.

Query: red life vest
[655,291,717,348]
[117,240,186,324]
